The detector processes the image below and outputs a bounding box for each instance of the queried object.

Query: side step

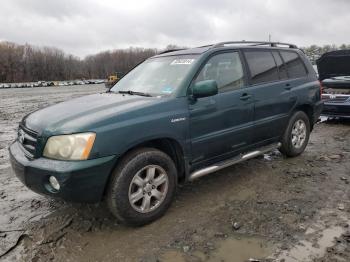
[188,142,281,181]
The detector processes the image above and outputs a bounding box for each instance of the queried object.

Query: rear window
[244,51,279,85]
[272,51,288,80]
[280,51,307,79]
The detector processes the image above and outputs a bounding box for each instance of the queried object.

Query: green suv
[9,41,323,225]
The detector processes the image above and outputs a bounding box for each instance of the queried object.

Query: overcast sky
[0,0,349,58]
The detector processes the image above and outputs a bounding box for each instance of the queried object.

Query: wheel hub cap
[144,183,152,193]
[128,165,169,213]
[291,119,306,149]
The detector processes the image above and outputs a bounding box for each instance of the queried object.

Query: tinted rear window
[272,51,288,80]
[280,51,307,78]
[244,51,279,85]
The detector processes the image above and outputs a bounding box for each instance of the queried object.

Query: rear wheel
[107,148,177,226]
[279,111,310,157]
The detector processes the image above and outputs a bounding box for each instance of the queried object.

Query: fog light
[49,176,60,191]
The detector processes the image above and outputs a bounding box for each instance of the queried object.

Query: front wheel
[279,111,310,157]
[107,148,177,226]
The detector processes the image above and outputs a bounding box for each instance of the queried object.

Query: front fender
[92,97,191,159]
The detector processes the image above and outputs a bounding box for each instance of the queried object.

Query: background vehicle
[105,73,120,89]
[317,50,350,118]
[10,41,323,226]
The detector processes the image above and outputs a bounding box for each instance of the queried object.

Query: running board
[188,142,281,181]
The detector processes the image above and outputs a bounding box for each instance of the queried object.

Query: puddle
[277,225,346,262]
[160,237,272,262]
[159,250,186,262]
[208,236,272,262]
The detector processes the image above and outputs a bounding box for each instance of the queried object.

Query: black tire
[279,111,310,157]
[107,147,177,226]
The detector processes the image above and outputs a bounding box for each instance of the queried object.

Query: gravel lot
[0,85,349,262]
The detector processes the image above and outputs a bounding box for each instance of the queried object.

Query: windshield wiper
[117,90,152,97]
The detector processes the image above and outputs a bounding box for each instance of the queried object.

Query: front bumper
[321,100,350,118]
[9,141,117,203]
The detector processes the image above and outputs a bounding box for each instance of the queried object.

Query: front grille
[18,124,38,158]
[322,95,349,103]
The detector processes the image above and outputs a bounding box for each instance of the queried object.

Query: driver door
[189,51,254,166]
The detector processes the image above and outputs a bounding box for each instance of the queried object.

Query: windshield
[110,55,199,96]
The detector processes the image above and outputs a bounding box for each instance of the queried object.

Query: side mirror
[192,80,218,99]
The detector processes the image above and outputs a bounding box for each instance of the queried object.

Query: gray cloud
[0,0,349,57]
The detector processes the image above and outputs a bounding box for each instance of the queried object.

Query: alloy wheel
[291,119,307,149]
[128,165,169,213]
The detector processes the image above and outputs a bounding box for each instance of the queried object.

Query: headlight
[43,133,96,160]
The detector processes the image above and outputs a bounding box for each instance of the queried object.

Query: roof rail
[211,41,298,49]
[158,48,186,55]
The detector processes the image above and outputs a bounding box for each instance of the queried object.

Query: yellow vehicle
[105,74,119,89]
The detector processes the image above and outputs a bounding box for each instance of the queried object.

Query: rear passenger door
[243,49,296,144]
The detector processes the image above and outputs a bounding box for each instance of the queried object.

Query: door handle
[285,83,291,90]
[240,93,252,100]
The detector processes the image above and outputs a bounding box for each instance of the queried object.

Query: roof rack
[158,48,186,55]
[211,41,298,49]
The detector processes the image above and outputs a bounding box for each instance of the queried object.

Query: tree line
[1,41,350,83]
[302,44,350,65]
[0,41,157,83]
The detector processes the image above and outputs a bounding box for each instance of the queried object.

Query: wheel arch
[129,137,187,181]
[102,137,187,198]
[294,104,314,130]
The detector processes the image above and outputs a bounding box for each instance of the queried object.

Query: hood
[316,49,350,81]
[23,93,156,135]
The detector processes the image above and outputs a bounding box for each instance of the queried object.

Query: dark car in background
[317,50,350,118]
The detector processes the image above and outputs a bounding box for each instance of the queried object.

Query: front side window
[280,51,307,79]
[244,51,279,85]
[111,55,199,96]
[194,52,245,93]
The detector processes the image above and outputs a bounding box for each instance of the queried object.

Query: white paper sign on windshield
[170,59,195,65]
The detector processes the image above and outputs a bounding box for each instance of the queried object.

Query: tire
[279,111,310,157]
[107,147,177,226]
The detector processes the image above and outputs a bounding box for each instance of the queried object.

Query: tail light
[318,81,323,97]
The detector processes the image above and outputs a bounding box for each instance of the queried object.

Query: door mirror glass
[192,80,218,98]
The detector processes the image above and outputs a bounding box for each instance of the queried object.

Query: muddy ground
[0,85,349,262]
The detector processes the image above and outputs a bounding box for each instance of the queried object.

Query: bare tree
[0,42,157,83]
[2,41,349,83]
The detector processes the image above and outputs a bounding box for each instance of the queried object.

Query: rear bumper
[9,141,117,203]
